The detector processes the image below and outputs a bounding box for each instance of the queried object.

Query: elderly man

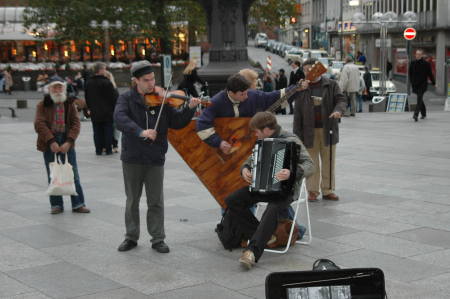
[34,77,90,214]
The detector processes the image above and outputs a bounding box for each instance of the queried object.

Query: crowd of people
[32,47,436,270]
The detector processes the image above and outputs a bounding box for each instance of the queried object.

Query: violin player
[114,60,201,253]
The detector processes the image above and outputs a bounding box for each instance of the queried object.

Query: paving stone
[73,287,149,299]
[328,249,449,282]
[0,273,34,297]
[393,227,450,249]
[149,282,253,299]
[318,214,418,235]
[0,236,56,271]
[0,224,88,249]
[409,248,450,268]
[7,262,122,299]
[0,291,53,299]
[329,231,443,257]
[309,219,360,239]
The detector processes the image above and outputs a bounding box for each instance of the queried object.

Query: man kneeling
[225,112,314,270]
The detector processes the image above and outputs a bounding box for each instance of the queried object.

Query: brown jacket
[293,77,346,148]
[34,96,80,152]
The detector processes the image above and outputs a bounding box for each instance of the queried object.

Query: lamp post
[352,10,417,97]
[90,20,122,62]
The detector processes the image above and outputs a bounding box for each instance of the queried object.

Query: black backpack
[215,208,259,251]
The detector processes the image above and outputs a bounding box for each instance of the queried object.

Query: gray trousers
[346,92,357,115]
[122,162,165,244]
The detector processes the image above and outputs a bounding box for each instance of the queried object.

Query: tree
[23,0,206,55]
[249,0,296,30]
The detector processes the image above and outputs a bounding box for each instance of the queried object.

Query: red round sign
[404,28,416,40]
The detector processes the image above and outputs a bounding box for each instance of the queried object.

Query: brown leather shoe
[322,193,339,201]
[51,207,63,214]
[308,192,319,202]
[72,206,90,213]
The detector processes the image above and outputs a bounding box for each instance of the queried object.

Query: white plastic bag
[46,153,77,196]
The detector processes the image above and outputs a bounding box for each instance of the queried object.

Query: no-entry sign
[404,27,416,40]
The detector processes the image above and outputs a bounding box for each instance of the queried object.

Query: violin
[144,86,212,108]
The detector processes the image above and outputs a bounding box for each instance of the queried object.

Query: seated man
[225,112,314,270]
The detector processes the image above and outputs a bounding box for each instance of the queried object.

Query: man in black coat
[275,69,288,114]
[85,62,119,155]
[288,61,305,114]
[409,49,435,122]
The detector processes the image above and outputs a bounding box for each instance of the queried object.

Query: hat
[130,60,154,78]
[47,76,66,88]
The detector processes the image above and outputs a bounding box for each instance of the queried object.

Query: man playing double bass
[197,73,293,154]
[114,60,201,253]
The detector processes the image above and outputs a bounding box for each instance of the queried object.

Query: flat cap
[130,60,154,78]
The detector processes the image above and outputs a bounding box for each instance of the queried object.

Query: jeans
[357,94,363,112]
[43,133,85,210]
[92,121,113,154]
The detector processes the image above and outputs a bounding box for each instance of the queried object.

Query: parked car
[307,50,329,60]
[255,32,268,48]
[285,48,310,64]
[282,45,294,58]
[265,39,275,51]
[365,70,396,96]
[329,61,344,80]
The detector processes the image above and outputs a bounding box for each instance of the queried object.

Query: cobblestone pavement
[0,49,450,298]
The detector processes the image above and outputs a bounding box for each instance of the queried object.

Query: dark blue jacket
[196,88,291,147]
[114,88,195,165]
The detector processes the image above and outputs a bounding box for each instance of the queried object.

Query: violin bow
[153,73,173,132]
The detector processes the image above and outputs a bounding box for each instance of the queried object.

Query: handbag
[46,153,77,196]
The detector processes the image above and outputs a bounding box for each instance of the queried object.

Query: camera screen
[287,285,351,299]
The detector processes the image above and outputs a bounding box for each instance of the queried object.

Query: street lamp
[90,20,122,61]
[352,10,417,97]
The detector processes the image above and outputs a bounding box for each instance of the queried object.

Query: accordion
[249,138,299,193]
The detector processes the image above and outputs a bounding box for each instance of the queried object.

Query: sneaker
[118,239,137,252]
[72,206,91,213]
[239,250,255,270]
[51,207,63,214]
[152,241,170,253]
[322,193,339,201]
[413,115,418,122]
[308,191,319,202]
[112,147,119,153]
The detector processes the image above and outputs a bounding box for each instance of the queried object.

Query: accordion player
[249,138,299,193]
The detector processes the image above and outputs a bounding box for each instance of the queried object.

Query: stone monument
[196,0,257,95]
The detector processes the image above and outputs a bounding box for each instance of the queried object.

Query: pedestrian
[104,70,120,153]
[357,75,366,113]
[239,68,259,89]
[226,111,313,270]
[288,61,305,114]
[0,69,4,92]
[275,68,288,115]
[339,56,360,116]
[386,60,393,80]
[85,62,119,155]
[409,49,435,121]
[363,66,372,102]
[178,59,204,97]
[292,58,347,202]
[262,71,274,92]
[34,77,90,214]
[357,51,366,65]
[3,68,13,95]
[114,60,201,253]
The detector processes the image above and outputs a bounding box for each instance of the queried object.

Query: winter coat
[85,75,119,122]
[339,62,360,93]
[114,87,196,165]
[293,77,346,148]
[34,96,80,152]
[409,58,435,94]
